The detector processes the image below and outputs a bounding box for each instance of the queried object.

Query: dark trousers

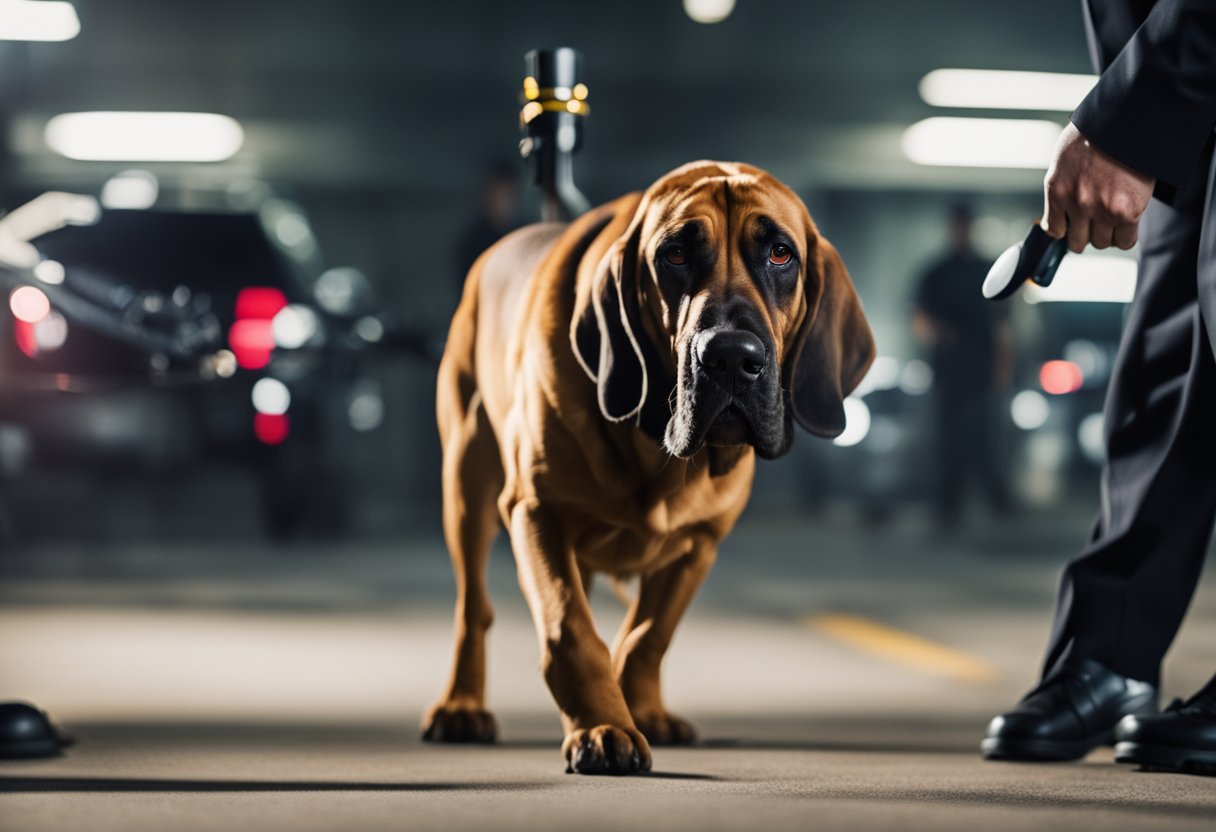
[934,384,1004,521]
[1042,151,1216,687]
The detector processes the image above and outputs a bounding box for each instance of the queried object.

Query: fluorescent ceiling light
[1024,255,1137,303]
[0,191,98,269]
[33,259,66,284]
[683,0,735,24]
[45,112,245,162]
[901,117,1061,169]
[920,69,1098,112]
[0,1,80,42]
[100,169,159,209]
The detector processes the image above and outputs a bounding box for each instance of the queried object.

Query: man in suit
[982,0,1216,775]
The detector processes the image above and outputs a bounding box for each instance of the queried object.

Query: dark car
[0,207,354,539]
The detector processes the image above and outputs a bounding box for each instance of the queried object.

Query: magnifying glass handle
[982,224,1069,301]
[1032,232,1068,288]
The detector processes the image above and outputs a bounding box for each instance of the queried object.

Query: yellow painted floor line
[806,613,1001,684]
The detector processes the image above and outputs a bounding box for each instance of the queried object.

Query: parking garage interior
[1,2,1214,830]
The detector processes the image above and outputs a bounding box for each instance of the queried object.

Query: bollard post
[518,47,591,222]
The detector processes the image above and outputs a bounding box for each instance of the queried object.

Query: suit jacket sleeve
[1072,0,1216,189]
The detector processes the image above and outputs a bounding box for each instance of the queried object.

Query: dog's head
[572,161,875,462]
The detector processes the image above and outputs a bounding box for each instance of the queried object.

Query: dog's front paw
[421,702,498,744]
[562,725,652,775]
[633,709,697,746]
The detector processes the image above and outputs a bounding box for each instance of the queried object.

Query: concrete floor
[1,508,1214,831]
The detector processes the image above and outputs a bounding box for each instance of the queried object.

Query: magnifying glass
[982,224,1068,301]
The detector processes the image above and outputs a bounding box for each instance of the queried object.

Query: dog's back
[438,222,564,445]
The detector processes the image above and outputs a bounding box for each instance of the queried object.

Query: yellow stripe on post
[807,613,1000,684]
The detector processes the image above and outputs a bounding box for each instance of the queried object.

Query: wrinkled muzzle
[664,324,790,460]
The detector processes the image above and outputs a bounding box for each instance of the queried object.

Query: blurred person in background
[983,0,1216,776]
[453,161,522,294]
[912,203,1013,529]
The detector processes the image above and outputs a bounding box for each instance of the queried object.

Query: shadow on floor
[0,776,548,794]
[779,784,1216,821]
[14,716,995,757]
[699,737,980,755]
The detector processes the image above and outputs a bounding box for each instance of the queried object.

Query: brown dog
[422,161,875,774]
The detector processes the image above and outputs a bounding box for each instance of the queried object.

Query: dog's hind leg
[422,351,504,742]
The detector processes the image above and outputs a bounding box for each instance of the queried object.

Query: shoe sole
[1115,741,1216,776]
[981,730,1114,762]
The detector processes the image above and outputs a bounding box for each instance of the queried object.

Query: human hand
[1042,122,1155,252]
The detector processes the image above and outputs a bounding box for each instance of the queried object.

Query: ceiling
[1,0,1095,200]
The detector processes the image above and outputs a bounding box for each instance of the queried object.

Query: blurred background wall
[6,2,1216,783]
[0,0,1121,543]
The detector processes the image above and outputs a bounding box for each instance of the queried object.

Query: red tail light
[234,287,287,321]
[229,287,288,369]
[228,319,275,369]
[13,319,38,358]
[1040,360,1084,395]
[254,412,290,445]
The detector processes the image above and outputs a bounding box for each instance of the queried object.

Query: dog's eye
[769,244,792,266]
[664,247,687,267]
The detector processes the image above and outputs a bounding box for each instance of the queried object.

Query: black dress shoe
[1115,673,1216,776]
[982,658,1157,761]
[0,701,72,759]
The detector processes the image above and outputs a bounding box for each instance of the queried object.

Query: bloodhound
[422,161,875,774]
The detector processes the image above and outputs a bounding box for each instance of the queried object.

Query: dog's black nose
[696,330,767,394]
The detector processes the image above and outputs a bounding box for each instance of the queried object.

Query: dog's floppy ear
[572,213,648,422]
[787,237,875,438]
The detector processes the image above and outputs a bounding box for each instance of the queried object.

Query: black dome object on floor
[0,701,73,758]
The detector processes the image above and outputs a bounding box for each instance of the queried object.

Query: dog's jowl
[423,161,875,774]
